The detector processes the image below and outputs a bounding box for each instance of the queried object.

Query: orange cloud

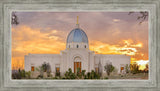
[12,25,148,70]
[90,39,143,55]
[12,25,66,70]
[89,39,147,63]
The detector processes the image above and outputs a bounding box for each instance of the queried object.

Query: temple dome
[67,28,88,43]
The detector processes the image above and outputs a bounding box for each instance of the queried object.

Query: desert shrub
[35,62,52,78]
[63,68,100,79]
[19,69,25,78]
[104,63,115,76]
[12,69,31,79]
[86,72,91,79]
[81,70,86,76]
[84,70,100,79]
[144,64,149,73]
[104,77,108,79]
[64,68,76,79]
[12,72,21,79]
[55,72,60,77]
[125,64,130,73]
[130,64,140,74]
[25,71,31,79]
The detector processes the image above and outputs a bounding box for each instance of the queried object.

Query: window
[31,66,34,71]
[56,67,60,73]
[69,45,70,48]
[85,45,86,48]
[95,67,98,73]
[121,67,124,70]
[56,67,60,76]
[121,67,124,73]
[77,45,79,48]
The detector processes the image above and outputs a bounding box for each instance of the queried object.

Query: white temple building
[25,17,130,78]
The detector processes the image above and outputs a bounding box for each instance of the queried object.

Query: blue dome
[67,28,88,43]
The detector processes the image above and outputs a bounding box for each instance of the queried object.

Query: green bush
[19,69,25,78]
[130,64,140,74]
[104,63,115,76]
[60,68,101,79]
[12,69,31,79]
[104,77,108,79]
[55,72,60,77]
[84,70,100,79]
[64,68,76,79]
[25,71,31,79]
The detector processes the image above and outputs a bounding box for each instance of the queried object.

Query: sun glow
[136,60,149,70]
[11,12,148,71]
[89,39,148,70]
[12,29,148,70]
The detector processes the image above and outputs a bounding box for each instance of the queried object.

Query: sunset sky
[12,12,148,70]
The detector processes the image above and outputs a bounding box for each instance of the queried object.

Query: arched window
[85,45,86,48]
[77,45,79,48]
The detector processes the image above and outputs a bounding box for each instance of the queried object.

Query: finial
[76,16,79,28]
[77,16,79,24]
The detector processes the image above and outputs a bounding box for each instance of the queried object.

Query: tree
[125,64,130,73]
[36,66,44,78]
[46,63,51,77]
[104,62,115,76]
[36,62,52,78]
[98,61,102,76]
[130,64,139,74]
[42,62,47,72]
[128,11,148,24]
[12,12,19,25]
[144,64,149,73]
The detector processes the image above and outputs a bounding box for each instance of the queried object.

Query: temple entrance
[74,62,81,73]
[74,56,82,73]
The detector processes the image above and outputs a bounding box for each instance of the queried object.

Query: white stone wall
[25,50,130,77]
[95,54,130,74]
[25,54,61,74]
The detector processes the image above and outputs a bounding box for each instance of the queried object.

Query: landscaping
[12,63,148,80]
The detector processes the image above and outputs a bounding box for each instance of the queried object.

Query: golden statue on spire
[76,16,79,28]
[77,16,79,24]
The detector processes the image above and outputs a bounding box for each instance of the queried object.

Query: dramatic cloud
[12,25,66,69]
[12,12,148,70]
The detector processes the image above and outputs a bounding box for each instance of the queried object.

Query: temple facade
[25,17,130,78]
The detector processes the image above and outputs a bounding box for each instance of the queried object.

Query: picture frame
[0,0,159,91]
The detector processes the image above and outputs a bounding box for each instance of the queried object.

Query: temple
[25,16,130,78]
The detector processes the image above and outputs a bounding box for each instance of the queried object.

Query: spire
[76,16,79,28]
[77,16,79,24]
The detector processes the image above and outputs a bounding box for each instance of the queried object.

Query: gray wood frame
[0,0,159,91]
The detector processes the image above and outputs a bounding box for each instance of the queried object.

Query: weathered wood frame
[0,0,159,91]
